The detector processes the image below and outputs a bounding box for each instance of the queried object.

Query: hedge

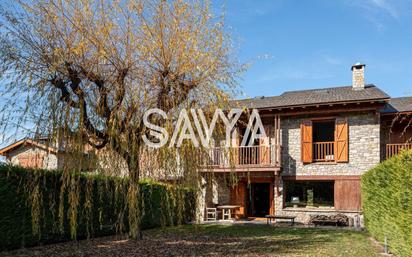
[362,150,412,257]
[0,165,196,250]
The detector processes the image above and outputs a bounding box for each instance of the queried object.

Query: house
[200,63,412,225]
[1,63,410,225]
[0,136,94,170]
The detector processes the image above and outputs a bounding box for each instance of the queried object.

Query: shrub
[0,165,196,250]
[362,150,412,257]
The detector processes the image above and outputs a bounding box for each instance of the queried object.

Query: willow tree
[0,0,240,239]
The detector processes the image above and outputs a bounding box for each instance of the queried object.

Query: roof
[232,84,390,109]
[381,97,412,114]
[0,138,58,156]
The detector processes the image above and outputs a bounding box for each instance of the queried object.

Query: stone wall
[200,111,380,225]
[275,111,380,225]
[203,174,231,208]
[281,111,380,176]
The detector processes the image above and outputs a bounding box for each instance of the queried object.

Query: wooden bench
[265,215,296,226]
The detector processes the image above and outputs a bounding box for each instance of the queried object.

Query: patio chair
[205,207,218,221]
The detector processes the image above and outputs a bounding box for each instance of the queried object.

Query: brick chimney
[351,63,365,90]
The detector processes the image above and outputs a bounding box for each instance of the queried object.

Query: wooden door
[230,181,247,218]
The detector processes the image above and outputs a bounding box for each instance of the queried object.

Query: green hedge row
[362,150,412,257]
[0,165,196,250]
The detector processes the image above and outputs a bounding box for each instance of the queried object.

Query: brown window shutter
[335,118,349,162]
[259,125,270,164]
[301,120,313,163]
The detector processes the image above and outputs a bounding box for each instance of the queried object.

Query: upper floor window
[313,120,335,162]
[301,118,349,164]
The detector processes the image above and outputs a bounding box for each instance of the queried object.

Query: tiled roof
[232,84,390,109]
[381,97,412,114]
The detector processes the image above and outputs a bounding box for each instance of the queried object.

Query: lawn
[2,224,382,257]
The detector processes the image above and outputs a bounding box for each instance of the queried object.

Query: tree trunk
[126,153,143,240]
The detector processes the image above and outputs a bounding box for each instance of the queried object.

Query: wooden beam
[282,175,361,181]
[279,106,380,117]
[250,98,389,113]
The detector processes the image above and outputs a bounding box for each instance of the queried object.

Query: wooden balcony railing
[206,145,281,168]
[386,143,412,159]
[313,141,335,162]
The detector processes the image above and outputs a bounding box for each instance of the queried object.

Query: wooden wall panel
[389,126,412,144]
[269,181,274,215]
[334,179,361,211]
[230,182,247,218]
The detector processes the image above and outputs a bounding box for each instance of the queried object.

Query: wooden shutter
[301,120,313,163]
[231,128,240,165]
[335,118,349,163]
[259,125,270,164]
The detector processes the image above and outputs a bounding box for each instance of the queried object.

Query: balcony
[386,143,412,159]
[313,141,335,162]
[203,145,281,172]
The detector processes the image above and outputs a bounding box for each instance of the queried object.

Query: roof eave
[245,97,390,111]
[0,139,59,156]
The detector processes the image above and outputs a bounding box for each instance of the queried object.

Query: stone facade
[199,111,381,227]
[274,111,380,225]
[281,112,380,176]
[204,174,231,207]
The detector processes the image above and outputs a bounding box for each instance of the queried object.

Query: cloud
[369,0,399,19]
[348,0,399,19]
[345,0,404,31]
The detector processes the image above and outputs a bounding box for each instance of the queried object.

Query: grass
[1,224,382,257]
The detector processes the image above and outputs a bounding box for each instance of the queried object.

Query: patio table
[217,205,240,220]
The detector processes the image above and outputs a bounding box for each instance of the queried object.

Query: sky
[214,0,412,99]
[1,0,412,152]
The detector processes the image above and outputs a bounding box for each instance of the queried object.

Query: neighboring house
[0,136,93,170]
[0,137,62,169]
[1,64,411,225]
[200,63,412,225]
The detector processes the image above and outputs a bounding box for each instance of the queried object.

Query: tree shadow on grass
[2,225,373,257]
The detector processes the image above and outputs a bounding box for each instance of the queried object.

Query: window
[313,120,335,162]
[284,181,334,208]
[313,120,335,142]
[301,118,349,163]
